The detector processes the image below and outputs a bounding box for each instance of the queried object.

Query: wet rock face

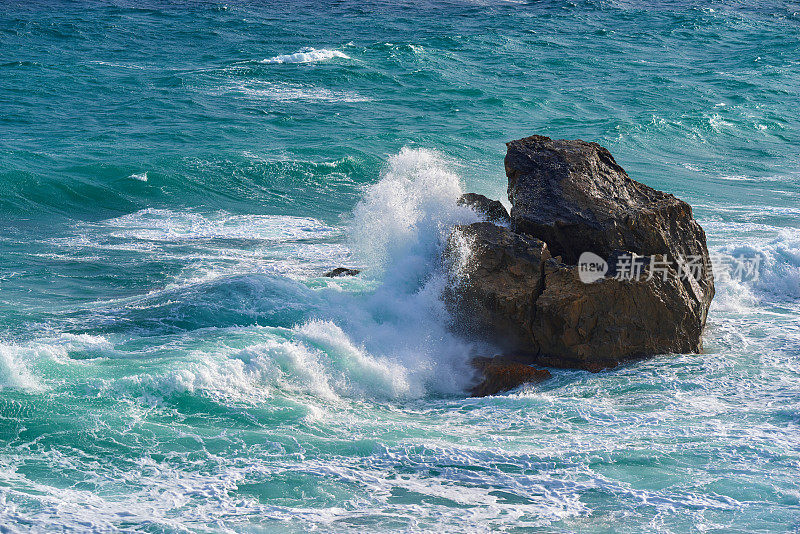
[445,222,550,351]
[504,136,714,313]
[449,135,715,373]
[532,259,704,370]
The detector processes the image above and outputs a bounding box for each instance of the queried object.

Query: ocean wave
[0,334,116,391]
[0,345,41,391]
[104,335,331,406]
[735,232,800,300]
[261,47,351,64]
[94,320,415,407]
[709,226,800,307]
[67,149,484,402]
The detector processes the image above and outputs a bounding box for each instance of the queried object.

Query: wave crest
[261,47,350,64]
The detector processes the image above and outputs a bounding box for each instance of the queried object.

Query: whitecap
[98,208,337,243]
[0,334,117,391]
[295,319,413,399]
[261,47,350,64]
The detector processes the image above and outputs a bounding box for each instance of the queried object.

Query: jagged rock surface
[457,193,511,224]
[505,135,713,307]
[531,259,704,370]
[446,222,550,351]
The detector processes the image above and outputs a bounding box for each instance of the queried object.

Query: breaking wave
[261,47,351,64]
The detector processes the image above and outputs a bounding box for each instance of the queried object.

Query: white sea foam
[296,320,413,399]
[0,345,41,390]
[708,226,800,307]
[261,47,350,64]
[110,336,338,405]
[0,334,117,391]
[734,236,800,300]
[99,209,348,282]
[100,208,337,243]
[128,171,148,182]
[223,80,369,103]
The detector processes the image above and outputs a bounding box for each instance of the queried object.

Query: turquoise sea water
[1,0,800,531]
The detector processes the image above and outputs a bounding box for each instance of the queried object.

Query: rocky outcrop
[506,136,713,288]
[457,193,511,224]
[449,135,714,374]
[469,354,551,397]
[323,267,361,277]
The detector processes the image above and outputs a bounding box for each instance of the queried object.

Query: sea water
[1,0,799,531]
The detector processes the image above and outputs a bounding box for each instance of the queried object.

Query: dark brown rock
[444,222,550,351]
[469,355,551,397]
[446,135,715,371]
[505,135,713,313]
[531,258,704,370]
[457,193,511,224]
[323,267,361,278]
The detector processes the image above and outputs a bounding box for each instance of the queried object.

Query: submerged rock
[457,193,511,224]
[447,135,714,371]
[323,267,361,278]
[469,354,551,397]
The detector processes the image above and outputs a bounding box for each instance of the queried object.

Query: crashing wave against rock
[449,136,715,394]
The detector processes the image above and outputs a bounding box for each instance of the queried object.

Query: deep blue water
[1,0,799,531]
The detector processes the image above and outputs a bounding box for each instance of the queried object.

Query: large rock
[505,135,713,306]
[448,136,714,371]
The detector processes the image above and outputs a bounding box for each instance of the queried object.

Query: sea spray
[350,147,477,278]
[302,148,486,396]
